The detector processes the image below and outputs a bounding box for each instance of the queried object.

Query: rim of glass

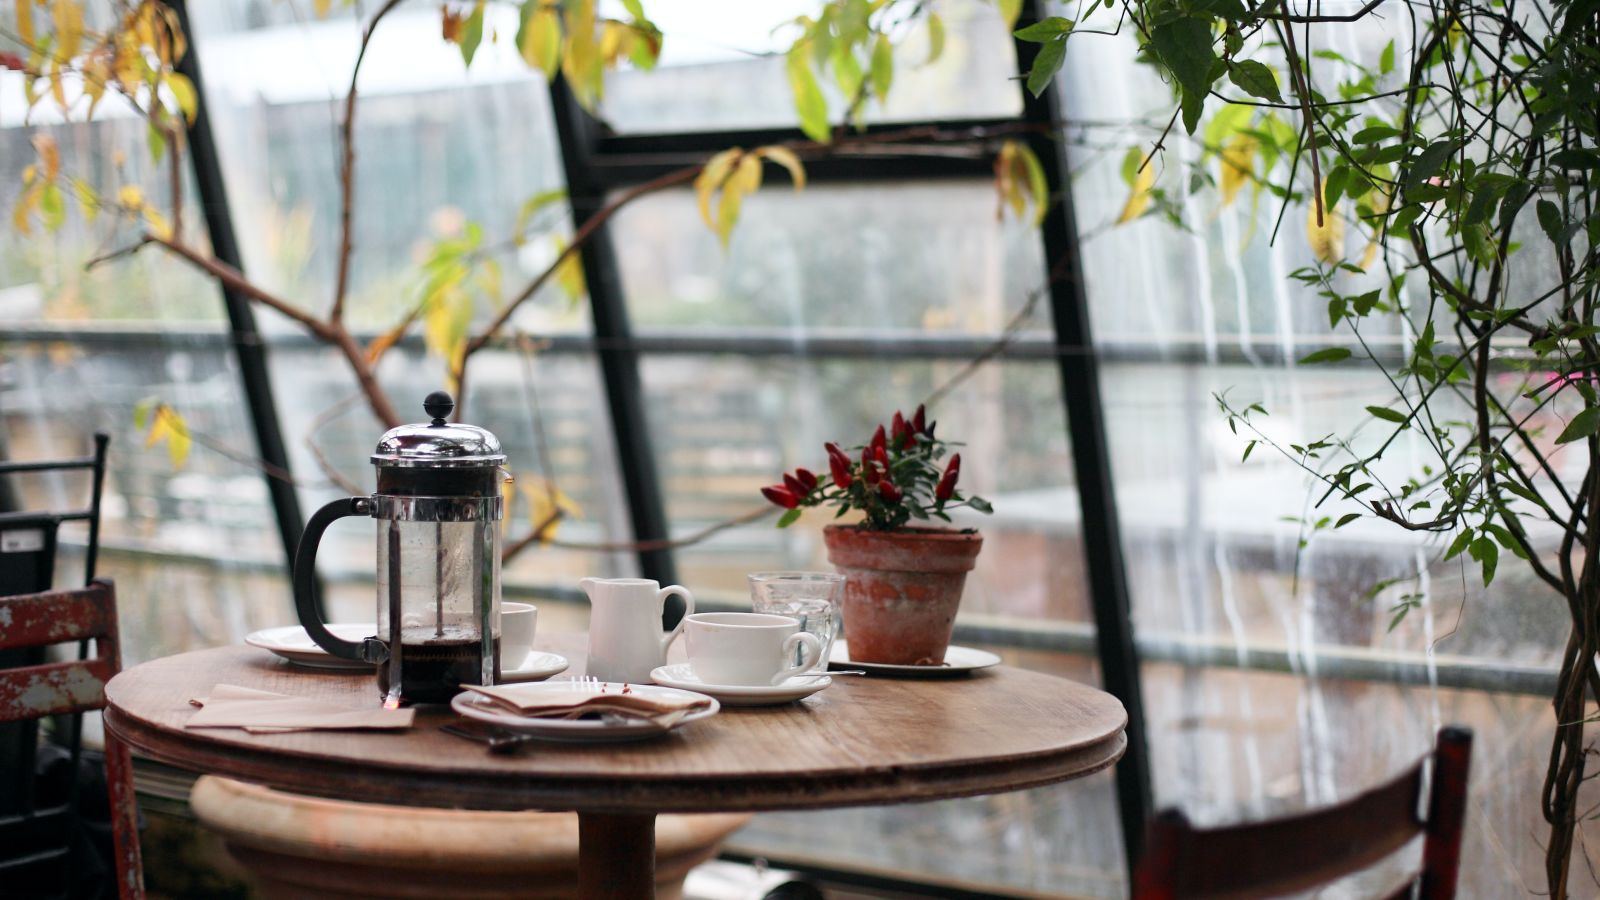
[746,571,846,583]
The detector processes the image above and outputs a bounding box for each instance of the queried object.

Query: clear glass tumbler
[747,572,846,674]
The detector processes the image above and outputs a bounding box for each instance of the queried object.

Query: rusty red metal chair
[0,579,144,899]
[1132,726,1472,899]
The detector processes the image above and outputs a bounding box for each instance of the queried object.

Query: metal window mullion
[1016,0,1154,875]
[547,80,678,594]
[171,1,308,579]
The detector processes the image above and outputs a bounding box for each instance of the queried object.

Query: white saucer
[245,624,375,670]
[247,626,568,682]
[500,650,570,683]
[649,664,831,706]
[828,640,1001,677]
[450,681,718,743]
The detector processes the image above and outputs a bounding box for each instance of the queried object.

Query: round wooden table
[105,633,1126,898]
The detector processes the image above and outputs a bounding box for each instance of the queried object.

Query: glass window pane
[614,180,1050,336]
[601,0,1021,134]
[642,353,1091,624]
[190,6,583,338]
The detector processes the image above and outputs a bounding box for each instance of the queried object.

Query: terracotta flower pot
[822,524,983,665]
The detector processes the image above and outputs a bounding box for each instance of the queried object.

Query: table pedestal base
[579,812,657,899]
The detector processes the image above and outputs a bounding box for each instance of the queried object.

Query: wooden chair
[0,579,144,899]
[1133,726,1472,899]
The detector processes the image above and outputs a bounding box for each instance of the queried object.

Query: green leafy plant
[761,406,992,531]
[1017,0,1600,892]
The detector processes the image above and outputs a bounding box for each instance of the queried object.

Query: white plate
[828,641,1001,677]
[649,664,830,706]
[244,624,375,670]
[500,651,570,683]
[449,681,719,743]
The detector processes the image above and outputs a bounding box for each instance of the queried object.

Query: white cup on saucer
[674,612,822,687]
[501,602,538,670]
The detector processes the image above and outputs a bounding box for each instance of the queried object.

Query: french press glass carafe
[293,391,505,705]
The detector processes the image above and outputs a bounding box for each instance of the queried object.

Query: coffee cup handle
[772,633,823,685]
[658,585,695,655]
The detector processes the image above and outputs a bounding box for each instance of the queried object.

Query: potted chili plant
[761,406,991,665]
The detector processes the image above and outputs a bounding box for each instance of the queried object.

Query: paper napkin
[187,684,415,733]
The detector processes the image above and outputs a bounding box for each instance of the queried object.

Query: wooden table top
[104,633,1126,815]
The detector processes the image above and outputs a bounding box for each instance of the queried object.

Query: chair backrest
[0,579,122,722]
[1133,726,1473,899]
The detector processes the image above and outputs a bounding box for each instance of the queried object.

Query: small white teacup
[677,612,822,687]
[501,602,538,670]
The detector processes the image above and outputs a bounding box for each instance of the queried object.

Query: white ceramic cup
[675,612,822,687]
[500,602,538,670]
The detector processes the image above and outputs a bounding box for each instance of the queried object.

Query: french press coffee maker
[293,391,505,705]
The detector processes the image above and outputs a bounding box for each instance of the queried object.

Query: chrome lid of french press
[371,391,506,468]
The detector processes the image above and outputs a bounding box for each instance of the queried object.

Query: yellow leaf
[553,235,585,304]
[998,0,1022,27]
[145,406,170,449]
[166,72,198,124]
[1307,185,1345,265]
[694,148,741,230]
[17,0,34,46]
[68,177,97,222]
[926,13,945,64]
[560,0,603,109]
[313,0,332,18]
[52,0,83,59]
[715,186,743,248]
[522,478,583,543]
[728,151,762,194]
[599,20,629,66]
[32,133,59,181]
[365,313,413,365]
[117,184,144,209]
[519,6,561,76]
[1117,153,1155,225]
[160,408,191,469]
[141,205,172,240]
[83,54,107,117]
[1219,134,1256,208]
[423,284,473,363]
[1016,143,1049,226]
[715,154,762,247]
[754,145,806,191]
[48,60,66,110]
[11,182,40,235]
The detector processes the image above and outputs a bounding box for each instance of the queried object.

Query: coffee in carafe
[292,391,507,706]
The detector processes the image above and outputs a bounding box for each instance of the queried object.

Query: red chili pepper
[826,445,853,487]
[935,453,961,501]
[870,424,887,455]
[912,404,927,435]
[891,411,908,448]
[878,480,902,503]
[783,473,807,496]
[873,445,890,470]
[761,485,799,509]
[861,446,880,484]
[795,468,819,492]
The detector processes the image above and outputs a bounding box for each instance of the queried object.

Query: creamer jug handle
[657,585,695,655]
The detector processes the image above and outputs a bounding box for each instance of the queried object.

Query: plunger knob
[424,391,454,426]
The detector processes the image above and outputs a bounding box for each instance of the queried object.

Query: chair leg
[102,730,145,900]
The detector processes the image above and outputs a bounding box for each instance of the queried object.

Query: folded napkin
[187,684,415,733]
[460,684,711,729]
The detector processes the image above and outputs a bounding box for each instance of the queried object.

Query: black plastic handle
[293,496,373,661]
